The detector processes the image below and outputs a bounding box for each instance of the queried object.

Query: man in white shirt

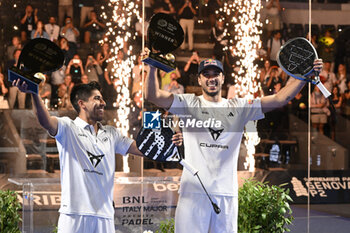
[267,30,284,66]
[60,16,80,45]
[145,58,322,233]
[45,17,60,42]
[13,80,181,233]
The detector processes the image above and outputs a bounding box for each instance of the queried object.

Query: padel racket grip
[180,159,198,176]
[316,82,331,98]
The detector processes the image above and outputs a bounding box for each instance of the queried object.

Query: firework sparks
[103,0,142,172]
[222,0,262,171]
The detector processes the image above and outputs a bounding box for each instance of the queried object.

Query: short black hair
[70,81,102,113]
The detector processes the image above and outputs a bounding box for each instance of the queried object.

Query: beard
[203,87,220,97]
[202,80,221,97]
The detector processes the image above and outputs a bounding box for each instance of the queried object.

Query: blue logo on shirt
[143,110,161,129]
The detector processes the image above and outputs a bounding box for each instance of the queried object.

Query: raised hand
[313,59,323,74]
[12,79,31,94]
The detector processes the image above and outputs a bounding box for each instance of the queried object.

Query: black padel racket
[136,125,221,214]
[277,37,331,98]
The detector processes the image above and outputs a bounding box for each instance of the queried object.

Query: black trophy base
[142,53,176,73]
[8,67,42,95]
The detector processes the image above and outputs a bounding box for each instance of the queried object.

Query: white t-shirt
[169,94,264,196]
[45,24,60,41]
[54,117,133,218]
[267,38,284,62]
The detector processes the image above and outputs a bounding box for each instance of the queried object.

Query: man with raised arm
[13,79,181,233]
[145,58,322,233]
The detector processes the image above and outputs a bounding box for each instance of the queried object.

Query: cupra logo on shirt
[208,128,224,141]
[87,151,105,168]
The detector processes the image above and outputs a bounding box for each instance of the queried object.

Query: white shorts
[175,192,238,233]
[57,213,115,233]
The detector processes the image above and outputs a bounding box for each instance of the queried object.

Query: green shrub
[156,218,174,233]
[0,190,21,233]
[238,178,294,233]
[153,178,293,233]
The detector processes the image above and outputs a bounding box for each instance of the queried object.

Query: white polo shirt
[54,117,133,219]
[169,94,264,196]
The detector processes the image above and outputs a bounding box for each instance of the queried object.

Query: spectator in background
[210,17,228,62]
[259,59,272,83]
[96,43,111,71]
[61,74,74,99]
[336,64,347,94]
[59,37,76,66]
[318,30,335,72]
[85,54,103,83]
[330,86,343,140]
[267,30,284,66]
[57,76,73,110]
[20,4,38,42]
[306,32,318,50]
[263,66,282,95]
[81,74,89,84]
[206,0,223,28]
[9,49,26,109]
[264,0,282,39]
[343,90,350,117]
[0,67,9,109]
[159,68,181,90]
[6,36,22,62]
[79,0,95,28]
[347,80,350,93]
[178,0,197,52]
[131,55,148,95]
[45,17,60,42]
[183,50,200,86]
[134,11,149,52]
[60,16,80,48]
[66,54,85,84]
[82,11,106,44]
[51,65,66,108]
[153,0,176,18]
[319,61,336,92]
[58,0,73,26]
[163,72,184,94]
[39,75,52,108]
[311,86,329,135]
[31,20,50,39]
[103,51,123,108]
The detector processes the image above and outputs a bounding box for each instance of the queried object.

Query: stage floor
[291,205,350,233]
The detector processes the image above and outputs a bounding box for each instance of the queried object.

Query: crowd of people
[0,0,350,142]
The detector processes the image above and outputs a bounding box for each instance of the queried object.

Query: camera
[72,59,80,64]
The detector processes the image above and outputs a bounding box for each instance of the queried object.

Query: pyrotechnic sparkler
[102,0,141,172]
[222,0,263,171]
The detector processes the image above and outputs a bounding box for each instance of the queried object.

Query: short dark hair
[70,81,102,113]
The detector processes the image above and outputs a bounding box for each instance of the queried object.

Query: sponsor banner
[14,176,180,232]
[114,177,180,232]
[264,170,350,204]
